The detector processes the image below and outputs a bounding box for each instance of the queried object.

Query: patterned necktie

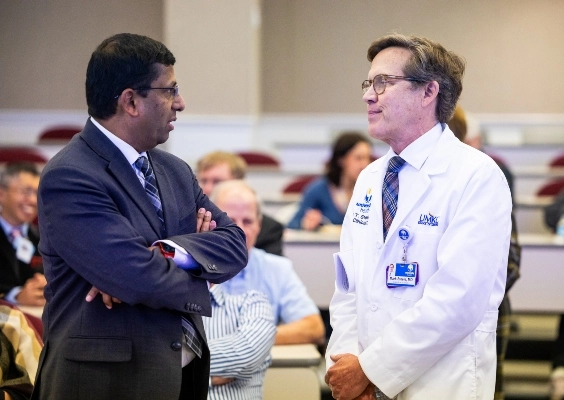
[382,156,406,240]
[182,317,203,358]
[9,227,22,248]
[135,156,202,358]
[135,156,164,225]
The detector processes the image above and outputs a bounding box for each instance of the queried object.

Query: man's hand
[325,353,371,400]
[85,208,216,307]
[85,286,121,309]
[353,382,376,400]
[196,208,216,232]
[16,273,46,306]
[211,376,235,386]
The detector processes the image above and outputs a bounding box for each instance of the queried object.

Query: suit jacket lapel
[79,120,164,238]
[147,151,177,236]
[0,229,19,279]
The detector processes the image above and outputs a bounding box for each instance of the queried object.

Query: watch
[157,242,175,259]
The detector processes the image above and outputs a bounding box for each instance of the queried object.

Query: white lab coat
[326,124,512,399]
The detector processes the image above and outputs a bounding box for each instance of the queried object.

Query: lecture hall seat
[536,179,564,197]
[236,151,280,168]
[549,154,564,168]
[282,175,319,194]
[0,147,48,164]
[37,125,81,144]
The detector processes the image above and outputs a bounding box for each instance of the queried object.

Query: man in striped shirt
[204,284,276,399]
[210,180,325,346]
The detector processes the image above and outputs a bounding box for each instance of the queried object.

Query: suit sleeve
[165,161,248,283]
[38,161,242,314]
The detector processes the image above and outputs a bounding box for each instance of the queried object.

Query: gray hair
[367,33,465,123]
[0,162,40,188]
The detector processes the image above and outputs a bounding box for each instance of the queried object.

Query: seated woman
[287,132,372,231]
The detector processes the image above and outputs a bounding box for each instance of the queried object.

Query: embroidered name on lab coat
[418,213,439,226]
[353,189,373,226]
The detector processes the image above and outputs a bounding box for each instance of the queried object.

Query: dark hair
[326,132,371,186]
[86,33,176,119]
[0,162,40,187]
[367,33,465,123]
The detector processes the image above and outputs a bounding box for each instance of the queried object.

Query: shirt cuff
[152,240,200,271]
[5,286,22,303]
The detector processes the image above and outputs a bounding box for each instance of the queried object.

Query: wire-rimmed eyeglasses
[362,74,423,95]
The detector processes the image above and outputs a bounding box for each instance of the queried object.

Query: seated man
[0,162,46,306]
[204,284,276,400]
[196,151,284,256]
[210,180,325,345]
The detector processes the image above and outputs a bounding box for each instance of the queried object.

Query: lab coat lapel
[383,127,455,241]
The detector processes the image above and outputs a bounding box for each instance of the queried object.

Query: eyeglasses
[7,187,37,198]
[135,85,179,98]
[362,74,423,95]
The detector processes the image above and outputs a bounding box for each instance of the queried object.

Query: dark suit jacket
[32,119,248,400]
[0,224,43,298]
[255,214,284,256]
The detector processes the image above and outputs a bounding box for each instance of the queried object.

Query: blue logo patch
[418,213,439,226]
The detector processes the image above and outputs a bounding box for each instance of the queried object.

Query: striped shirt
[204,284,276,400]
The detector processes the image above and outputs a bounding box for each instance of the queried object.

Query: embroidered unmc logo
[418,213,439,226]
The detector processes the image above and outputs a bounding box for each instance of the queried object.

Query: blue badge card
[386,262,419,288]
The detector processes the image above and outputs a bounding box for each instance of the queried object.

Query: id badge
[15,236,35,264]
[386,262,419,288]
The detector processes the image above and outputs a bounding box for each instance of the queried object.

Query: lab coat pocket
[334,250,354,293]
[391,231,440,302]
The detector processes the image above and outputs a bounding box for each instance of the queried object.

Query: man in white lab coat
[325,33,512,400]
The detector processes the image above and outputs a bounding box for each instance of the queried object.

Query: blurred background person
[287,132,372,231]
[197,151,284,256]
[211,180,325,345]
[0,162,45,307]
[448,105,521,400]
[543,190,564,400]
[0,299,43,400]
[205,284,276,400]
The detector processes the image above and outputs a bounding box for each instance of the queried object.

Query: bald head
[211,180,262,252]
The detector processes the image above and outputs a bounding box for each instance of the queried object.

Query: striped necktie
[135,156,164,225]
[135,156,202,358]
[382,156,406,240]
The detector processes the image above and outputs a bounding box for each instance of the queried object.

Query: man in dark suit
[196,151,284,255]
[0,162,46,307]
[32,33,247,400]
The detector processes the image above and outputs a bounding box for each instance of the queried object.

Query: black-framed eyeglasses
[135,85,179,98]
[362,74,423,95]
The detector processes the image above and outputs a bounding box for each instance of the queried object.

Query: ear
[116,88,140,117]
[421,80,440,107]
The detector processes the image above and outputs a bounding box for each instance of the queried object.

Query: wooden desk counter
[284,230,564,313]
[270,344,321,368]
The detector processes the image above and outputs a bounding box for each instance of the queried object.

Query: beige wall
[0,0,163,110]
[164,0,262,115]
[1,0,564,114]
[261,0,564,114]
